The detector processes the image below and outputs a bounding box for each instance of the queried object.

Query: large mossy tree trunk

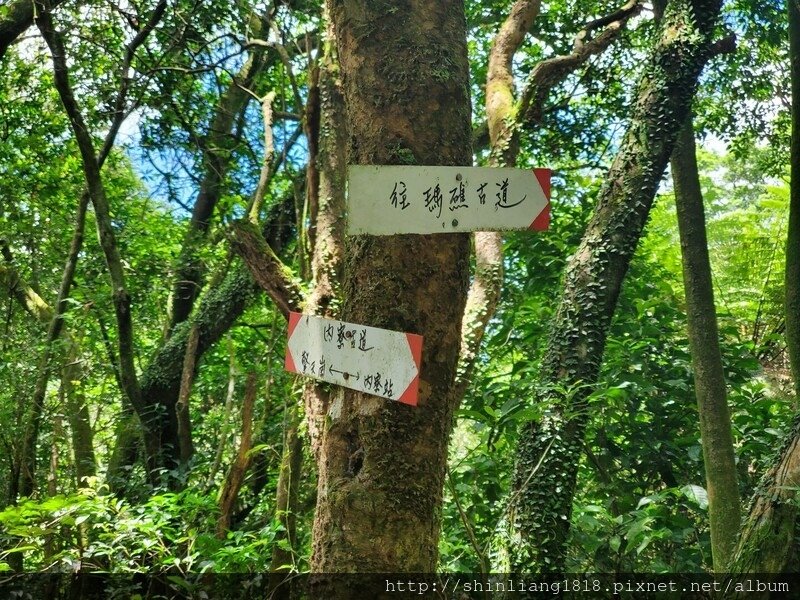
[507,0,723,571]
[726,0,800,582]
[309,0,472,576]
[672,118,740,571]
[728,412,800,579]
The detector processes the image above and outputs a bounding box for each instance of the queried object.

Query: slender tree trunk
[37,4,146,477]
[268,406,303,598]
[216,372,257,538]
[453,0,538,401]
[788,0,800,399]
[43,413,62,562]
[507,0,723,571]
[206,337,237,489]
[175,325,199,468]
[309,0,472,578]
[13,193,88,499]
[63,341,96,487]
[672,117,740,571]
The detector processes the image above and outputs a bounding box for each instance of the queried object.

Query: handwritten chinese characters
[285,312,423,405]
[347,165,550,236]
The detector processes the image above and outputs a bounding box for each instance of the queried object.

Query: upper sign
[346,165,550,236]
[285,312,423,406]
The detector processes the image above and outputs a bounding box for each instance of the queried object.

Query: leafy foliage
[0,0,793,578]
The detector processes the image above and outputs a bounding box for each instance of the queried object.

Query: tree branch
[228,220,303,319]
[518,0,643,125]
[486,0,542,164]
[455,0,541,400]
[0,0,67,61]
[246,91,277,223]
[0,245,54,323]
[168,8,279,332]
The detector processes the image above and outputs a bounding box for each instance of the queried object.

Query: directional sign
[285,312,423,406]
[346,165,550,236]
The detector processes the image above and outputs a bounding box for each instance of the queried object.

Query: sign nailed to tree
[346,165,551,236]
[285,312,423,406]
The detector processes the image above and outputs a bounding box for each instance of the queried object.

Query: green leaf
[681,484,709,510]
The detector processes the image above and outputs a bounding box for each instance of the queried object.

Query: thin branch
[447,468,490,576]
[518,0,643,125]
[247,91,277,223]
[99,0,169,165]
[217,371,257,538]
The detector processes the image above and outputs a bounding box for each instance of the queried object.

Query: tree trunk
[109,186,297,489]
[727,0,800,582]
[672,117,740,571]
[729,413,800,579]
[507,0,723,571]
[268,405,303,598]
[6,193,89,499]
[310,0,472,577]
[38,3,145,479]
[216,372,257,538]
[175,325,199,468]
[788,0,800,399]
[63,341,96,487]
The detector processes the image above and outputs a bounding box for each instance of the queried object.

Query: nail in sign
[346,165,550,236]
[284,312,423,406]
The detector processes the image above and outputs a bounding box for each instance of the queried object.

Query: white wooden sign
[346,165,550,236]
[284,312,423,405]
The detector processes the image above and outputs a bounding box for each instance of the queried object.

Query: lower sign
[284,312,423,406]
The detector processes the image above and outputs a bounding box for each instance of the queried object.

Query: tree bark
[507,0,724,571]
[309,0,472,578]
[788,0,800,400]
[302,15,347,462]
[672,117,740,571]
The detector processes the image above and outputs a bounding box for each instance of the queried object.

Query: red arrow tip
[534,168,551,200]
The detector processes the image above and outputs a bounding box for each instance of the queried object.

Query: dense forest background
[0,0,797,587]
